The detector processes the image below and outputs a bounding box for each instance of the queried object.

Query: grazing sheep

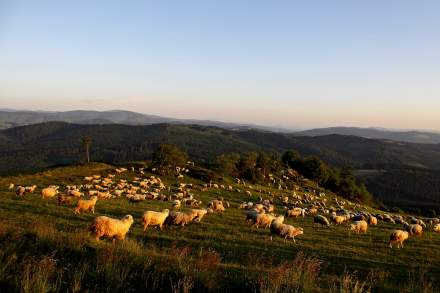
[404,223,423,236]
[89,215,134,242]
[68,190,83,197]
[172,200,181,209]
[285,207,305,218]
[433,223,440,233]
[191,209,208,222]
[270,216,304,243]
[207,200,225,212]
[245,209,261,223]
[16,186,26,196]
[368,216,378,226]
[314,215,330,227]
[251,213,275,229]
[74,196,98,214]
[389,230,409,248]
[167,210,198,227]
[308,208,318,216]
[8,183,14,190]
[349,220,368,234]
[141,209,170,231]
[25,185,37,193]
[41,187,59,199]
[129,194,146,202]
[331,215,347,225]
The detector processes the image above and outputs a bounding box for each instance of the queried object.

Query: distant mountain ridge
[2,109,440,144]
[295,127,440,144]
[0,109,292,133]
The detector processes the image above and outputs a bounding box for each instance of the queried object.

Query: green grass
[0,163,439,292]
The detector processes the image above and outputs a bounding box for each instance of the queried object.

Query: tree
[152,144,188,175]
[216,153,240,177]
[238,152,259,181]
[301,156,330,186]
[82,136,92,163]
[282,150,301,167]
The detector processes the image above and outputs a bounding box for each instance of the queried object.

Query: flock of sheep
[8,164,440,248]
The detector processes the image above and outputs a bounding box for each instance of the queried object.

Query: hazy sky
[1,1,440,130]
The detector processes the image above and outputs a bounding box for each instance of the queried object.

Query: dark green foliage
[282,152,373,203]
[152,144,188,175]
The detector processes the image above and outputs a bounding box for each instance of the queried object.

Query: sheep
[389,230,409,248]
[207,200,225,212]
[349,220,368,234]
[433,223,440,233]
[404,223,423,236]
[270,216,304,243]
[25,185,37,193]
[129,194,146,202]
[74,196,98,214]
[330,215,347,225]
[314,215,330,227]
[191,209,208,222]
[16,186,26,196]
[245,209,261,223]
[251,213,275,229]
[89,215,134,242]
[368,216,378,226]
[8,183,14,190]
[68,190,83,197]
[166,210,198,227]
[172,200,182,209]
[285,207,305,218]
[141,209,170,231]
[41,187,59,199]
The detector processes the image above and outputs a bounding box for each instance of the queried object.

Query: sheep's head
[294,228,304,236]
[123,215,134,225]
[91,196,98,201]
[162,209,170,216]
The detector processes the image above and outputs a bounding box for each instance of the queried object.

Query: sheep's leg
[92,207,95,214]
[270,235,273,241]
[292,237,296,243]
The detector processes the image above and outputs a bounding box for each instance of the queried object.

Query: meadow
[0,163,439,292]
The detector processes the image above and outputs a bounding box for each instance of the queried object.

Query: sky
[0,1,440,130]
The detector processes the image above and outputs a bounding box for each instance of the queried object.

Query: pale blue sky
[1,1,439,130]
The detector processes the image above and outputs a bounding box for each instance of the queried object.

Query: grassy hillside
[0,164,439,292]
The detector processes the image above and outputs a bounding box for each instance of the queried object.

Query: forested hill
[1,122,440,174]
[2,122,440,211]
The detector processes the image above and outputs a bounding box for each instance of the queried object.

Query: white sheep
[389,230,409,248]
[16,186,26,196]
[349,220,368,234]
[142,209,170,231]
[41,187,59,199]
[270,216,304,243]
[74,196,98,214]
[89,215,134,242]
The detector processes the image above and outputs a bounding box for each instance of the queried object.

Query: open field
[0,163,439,292]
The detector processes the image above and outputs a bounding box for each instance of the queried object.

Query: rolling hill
[1,122,440,211]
